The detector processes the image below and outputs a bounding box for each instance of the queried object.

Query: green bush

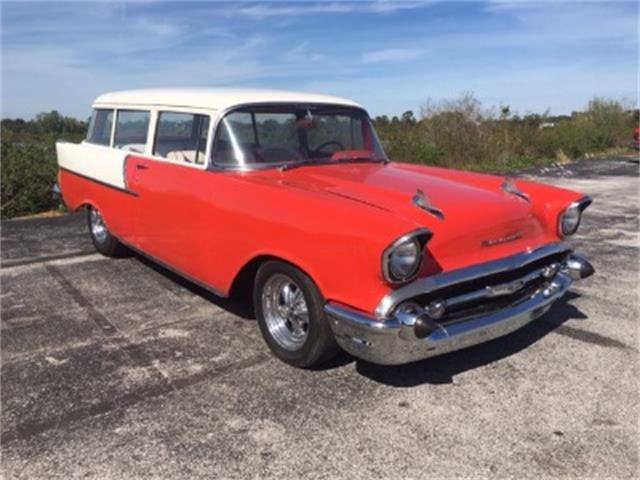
[1,111,87,219]
[373,94,636,172]
[0,99,636,219]
[1,132,59,218]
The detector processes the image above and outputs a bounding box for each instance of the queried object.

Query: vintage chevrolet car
[56,88,594,367]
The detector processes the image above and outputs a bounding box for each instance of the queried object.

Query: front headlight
[558,196,592,237]
[382,229,431,284]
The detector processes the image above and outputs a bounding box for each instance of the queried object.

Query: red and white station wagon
[56,88,594,367]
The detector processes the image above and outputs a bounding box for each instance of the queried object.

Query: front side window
[86,109,114,146]
[113,110,150,152]
[213,105,386,169]
[154,112,210,165]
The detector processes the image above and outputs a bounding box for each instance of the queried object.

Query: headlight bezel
[557,196,592,238]
[381,228,432,284]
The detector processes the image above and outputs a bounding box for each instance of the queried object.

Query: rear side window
[154,112,210,165]
[86,109,114,146]
[114,110,150,153]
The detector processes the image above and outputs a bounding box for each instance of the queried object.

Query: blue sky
[1,0,637,119]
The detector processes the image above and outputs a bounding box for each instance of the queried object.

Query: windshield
[212,104,387,169]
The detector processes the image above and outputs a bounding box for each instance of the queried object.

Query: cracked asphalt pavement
[1,157,638,479]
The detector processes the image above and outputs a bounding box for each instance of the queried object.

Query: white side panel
[56,141,129,189]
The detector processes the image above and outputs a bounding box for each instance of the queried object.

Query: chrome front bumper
[325,248,594,365]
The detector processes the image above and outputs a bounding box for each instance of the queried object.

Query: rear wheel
[254,260,339,368]
[87,206,126,257]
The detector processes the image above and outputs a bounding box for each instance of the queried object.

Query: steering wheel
[312,140,345,155]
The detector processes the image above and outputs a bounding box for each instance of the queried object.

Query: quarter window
[113,110,150,153]
[86,109,114,146]
[154,112,210,165]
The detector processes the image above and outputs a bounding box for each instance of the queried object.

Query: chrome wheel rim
[90,209,108,244]
[262,274,309,351]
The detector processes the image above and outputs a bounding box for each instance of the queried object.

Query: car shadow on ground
[355,292,587,386]
[132,253,256,320]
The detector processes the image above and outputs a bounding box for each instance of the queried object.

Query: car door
[125,111,215,283]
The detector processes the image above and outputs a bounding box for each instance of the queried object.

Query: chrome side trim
[58,167,139,197]
[375,241,571,318]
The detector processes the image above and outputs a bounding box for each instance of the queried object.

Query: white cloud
[370,0,435,14]
[233,1,432,18]
[133,17,182,39]
[1,0,635,120]
[281,41,329,63]
[236,3,353,17]
[303,58,636,118]
[361,48,427,64]
[483,0,636,44]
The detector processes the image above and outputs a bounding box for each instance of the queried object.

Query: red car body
[57,88,594,366]
[59,158,583,314]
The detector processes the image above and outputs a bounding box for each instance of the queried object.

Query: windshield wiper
[280,156,387,172]
[280,158,332,172]
[333,156,388,165]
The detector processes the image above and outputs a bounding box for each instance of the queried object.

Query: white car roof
[93,88,363,111]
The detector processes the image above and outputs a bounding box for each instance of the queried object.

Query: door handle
[136,163,149,170]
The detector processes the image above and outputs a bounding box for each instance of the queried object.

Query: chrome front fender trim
[572,195,593,213]
[374,241,572,318]
[558,196,593,238]
[381,228,432,285]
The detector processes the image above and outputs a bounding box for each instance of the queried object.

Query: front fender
[211,172,417,314]
[517,179,589,238]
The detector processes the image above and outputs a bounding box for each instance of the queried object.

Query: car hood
[276,162,551,270]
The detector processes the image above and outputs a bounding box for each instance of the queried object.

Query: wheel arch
[76,201,123,242]
[75,201,97,212]
[229,254,322,304]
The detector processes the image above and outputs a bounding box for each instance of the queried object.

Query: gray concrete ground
[1,157,638,479]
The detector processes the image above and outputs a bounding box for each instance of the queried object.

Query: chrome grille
[411,251,568,326]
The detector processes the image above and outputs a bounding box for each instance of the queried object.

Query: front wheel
[87,206,126,257]
[253,261,339,368]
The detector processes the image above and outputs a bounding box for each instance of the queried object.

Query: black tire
[86,206,127,257]
[253,260,339,368]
